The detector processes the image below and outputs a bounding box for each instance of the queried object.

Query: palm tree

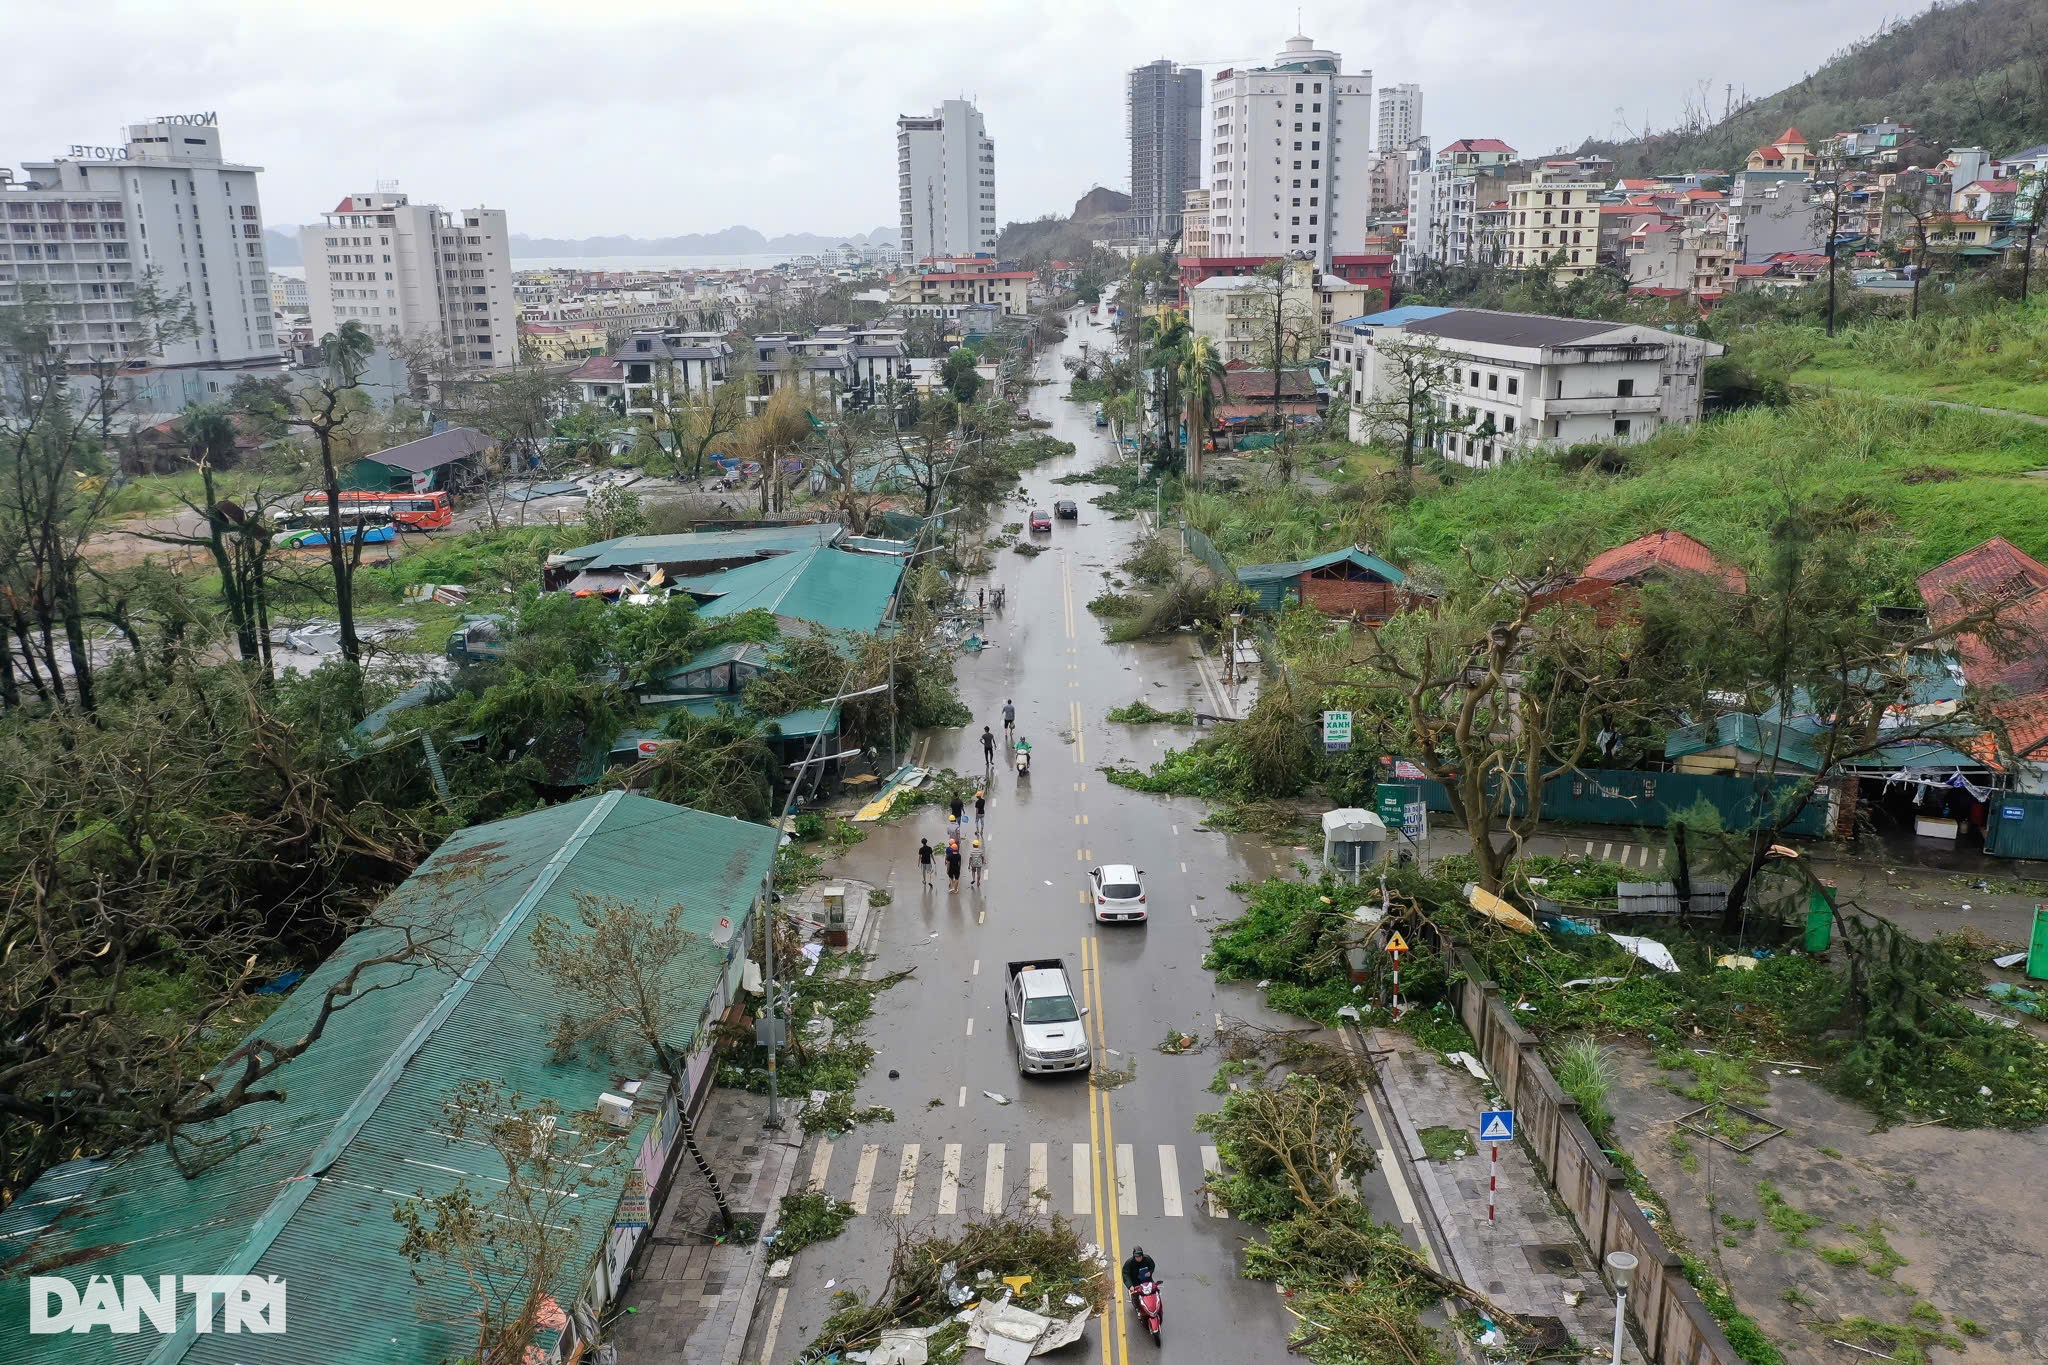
[1138,311,1191,461]
[1177,334,1225,485]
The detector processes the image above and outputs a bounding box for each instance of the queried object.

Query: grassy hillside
[1578,0,2048,175]
[1182,393,2048,597]
[1738,300,2048,416]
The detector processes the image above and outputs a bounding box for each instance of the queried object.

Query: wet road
[741,315,1409,1364]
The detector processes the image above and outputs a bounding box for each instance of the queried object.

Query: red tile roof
[1777,127,1807,145]
[1445,138,1516,154]
[1583,530,1747,591]
[1618,179,1657,189]
[566,355,624,382]
[1971,178,2020,193]
[1684,189,1725,200]
[1750,146,1784,161]
[1731,263,1775,277]
[1954,586,2048,697]
[1917,535,2048,629]
[920,271,1034,283]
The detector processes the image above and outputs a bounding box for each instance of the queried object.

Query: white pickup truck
[1005,958,1092,1076]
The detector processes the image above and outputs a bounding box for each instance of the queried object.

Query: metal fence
[1435,932,1743,1365]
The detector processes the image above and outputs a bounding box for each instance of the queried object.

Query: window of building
[1487,374,1498,391]
[1504,415,1517,433]
[1295,82,1304,93]
[1312,123,1320,131]
[1507,376,1519,395]
[1294,142,1302,151]
[1614,418,1632,436]
[1617,378,1635,397]
[1290,234,1300,244]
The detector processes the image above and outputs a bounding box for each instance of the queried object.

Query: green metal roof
[1664,713,1825,771]
[679,544,904,634]
[550,522,843,572]
[1236,545,1407,587]
[0,791,776,1365]
[765,704,841,740]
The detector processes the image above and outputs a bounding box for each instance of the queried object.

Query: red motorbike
[1129,1278,1163,1344]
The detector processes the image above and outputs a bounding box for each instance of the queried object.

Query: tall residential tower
[299,191,517,369]
[896,99,997,261]
[1376,83,1423,154]
[1207,33,1372,266]
[1127,60,1204,238]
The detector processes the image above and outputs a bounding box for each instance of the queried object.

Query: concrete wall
[1441,940,1742,1365]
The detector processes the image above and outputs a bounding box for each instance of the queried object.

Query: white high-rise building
[896,99,997,261]
[1207,34,1372,266]
[1376,83,1423,155]
[300,191,518,369]
[3,116,279,398]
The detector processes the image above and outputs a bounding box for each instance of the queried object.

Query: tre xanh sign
[1322,710,1352,752]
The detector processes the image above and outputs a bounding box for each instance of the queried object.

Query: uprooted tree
[395,1080,623,1365]
[528,892,740,1231]
[1346,564,1639,894]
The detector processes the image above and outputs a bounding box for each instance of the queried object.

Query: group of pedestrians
[918,709,1014,894]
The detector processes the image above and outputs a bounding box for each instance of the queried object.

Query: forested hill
[1575,0,2048,175]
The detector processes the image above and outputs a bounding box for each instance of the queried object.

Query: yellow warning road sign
[1385,932,1410,954]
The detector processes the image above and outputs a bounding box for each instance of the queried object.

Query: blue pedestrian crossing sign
[1479,1109,1515,1142]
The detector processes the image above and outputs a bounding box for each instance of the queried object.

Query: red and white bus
[301,489,453,531]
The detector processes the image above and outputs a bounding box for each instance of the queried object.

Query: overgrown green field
[1183,393,2048,593]
[1750,303,2048,419]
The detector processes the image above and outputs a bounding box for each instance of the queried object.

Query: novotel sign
[65,114,217,160]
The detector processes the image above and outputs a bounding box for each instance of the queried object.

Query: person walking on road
[918,837,935,890]
[945,838,963,892]
[969,837,986,890]
[974,790,986,833]
[980,725,996,775]
[948,793,965,827]
[1002,699,1016,741]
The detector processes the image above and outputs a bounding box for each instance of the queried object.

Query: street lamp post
[1605,1251,1638,1365]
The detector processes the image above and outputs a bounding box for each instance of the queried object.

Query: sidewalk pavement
[609,1089,805,1365]
[609,880,884,1365]
[1367,1026,1643,1362]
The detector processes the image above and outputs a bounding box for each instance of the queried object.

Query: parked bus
[302,489,453,531]
[274,509,398,549]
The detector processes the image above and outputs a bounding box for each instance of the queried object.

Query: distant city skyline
[3,0,1928,238]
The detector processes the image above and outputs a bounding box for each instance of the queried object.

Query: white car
[1089,864,1148,923]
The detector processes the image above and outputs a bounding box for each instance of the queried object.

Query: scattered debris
[984,1091,1012,1105]
[965,1299,1090,1362]
[1445,1051,1490,1082]
[767,1258,793,1280]
[1156,1030,1204,1054]
[1994,951,2028,969]
[1608,933,1680,973]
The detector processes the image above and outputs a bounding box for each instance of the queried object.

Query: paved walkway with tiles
[608,1085,804,1362]
[1369,1027,1642,1361]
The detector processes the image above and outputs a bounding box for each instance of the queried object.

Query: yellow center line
[1083,934,1129,1364]
[1082,937,1113,1365]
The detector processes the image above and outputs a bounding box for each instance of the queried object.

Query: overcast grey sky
[4,0,1911,238]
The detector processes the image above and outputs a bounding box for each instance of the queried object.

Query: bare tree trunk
[314,423,361,665]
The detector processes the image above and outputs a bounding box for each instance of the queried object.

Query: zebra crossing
[804,1139,1229,1221]
[1577,839,1665,870]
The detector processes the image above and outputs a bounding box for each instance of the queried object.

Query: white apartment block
[3,116,280,406]
[1421,140,1520,266]
[1208,34,1372,266]
[1182,188,1211,255]
[1338,307,1720,465]
[896,100,997,261]
[300,191,517,369]
[1399,139,1433,275]
[1376,83,1423,154]
[1503,168,1606,280]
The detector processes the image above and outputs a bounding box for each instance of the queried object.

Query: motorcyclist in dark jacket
[1122,1246,1156,1290]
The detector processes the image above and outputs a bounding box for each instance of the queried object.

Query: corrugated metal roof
[679,545,903,634]
[1236,546,1407,586]
[1664,713,1824,771]
[0,792,774,1365]
[551,523,843,572]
